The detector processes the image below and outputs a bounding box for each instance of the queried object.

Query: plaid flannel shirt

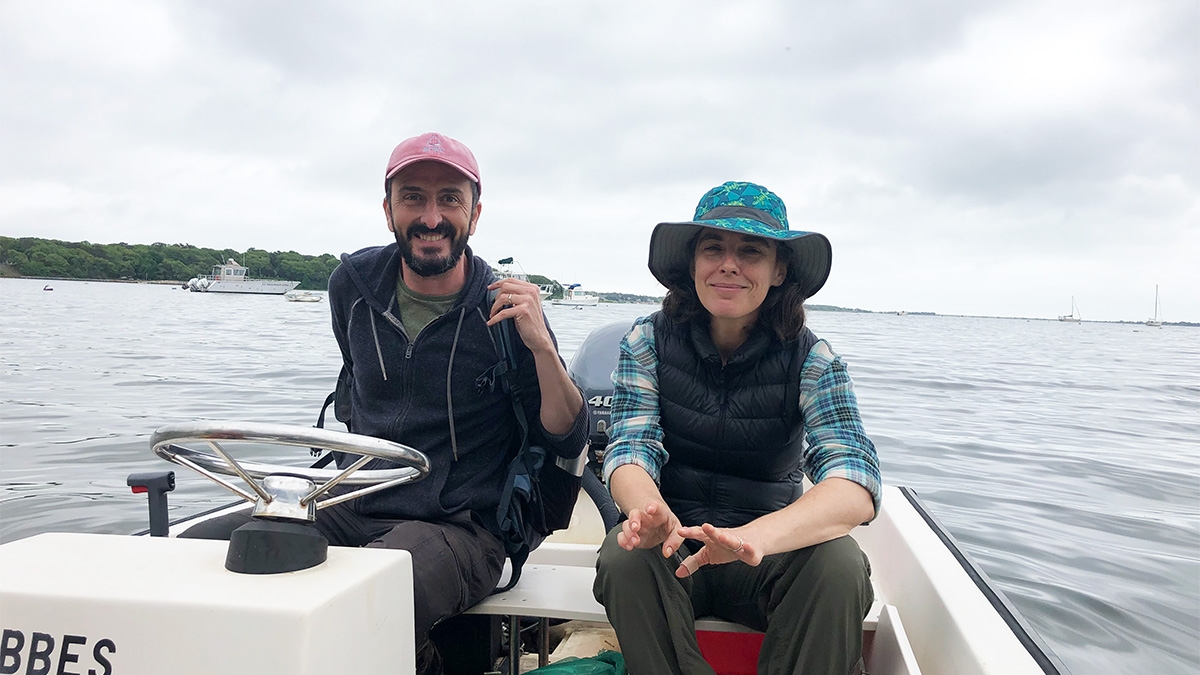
[602,316,882,517]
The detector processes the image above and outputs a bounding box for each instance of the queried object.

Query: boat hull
[285,291,324,302]
[200,280,301,294]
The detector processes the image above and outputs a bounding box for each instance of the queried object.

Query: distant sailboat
[1145,285,1163,327]
[1058,296,1081,323]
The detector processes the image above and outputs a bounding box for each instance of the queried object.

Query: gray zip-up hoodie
[327,243,587,524]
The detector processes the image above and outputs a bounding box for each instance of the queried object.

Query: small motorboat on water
[0,322,1069,675]
[284,291,324,303]
[42,284,53,291]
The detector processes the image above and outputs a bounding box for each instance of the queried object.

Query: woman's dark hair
[661,233,808,342]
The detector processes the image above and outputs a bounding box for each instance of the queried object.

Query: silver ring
[734,536,744,554]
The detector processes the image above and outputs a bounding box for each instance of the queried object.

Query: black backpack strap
[493,308,531,452]
[311,362,357,468]
[315,390,336,432]
[309,390,338,467]
[496,546,530,593]
[482,288,543,592]
[492,444,546,592]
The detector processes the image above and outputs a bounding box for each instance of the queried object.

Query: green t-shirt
[395,272,459,340]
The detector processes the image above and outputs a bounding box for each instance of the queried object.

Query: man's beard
[394,219,470,277]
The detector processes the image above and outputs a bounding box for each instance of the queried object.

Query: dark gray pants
[593,527,873,675]
[180,503,506,657]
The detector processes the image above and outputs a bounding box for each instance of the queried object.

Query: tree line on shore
[1,236,342,291]
[0,236,667,302]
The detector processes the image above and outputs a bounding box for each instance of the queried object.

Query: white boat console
[0,533,415,675]
[0,421,433,675]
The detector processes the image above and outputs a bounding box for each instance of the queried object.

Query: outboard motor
[567,320,634,532]
[568,320,634,467]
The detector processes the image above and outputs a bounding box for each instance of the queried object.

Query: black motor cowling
[567,321,634,456]
[568,320,634,532]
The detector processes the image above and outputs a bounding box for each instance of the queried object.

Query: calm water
[2,278,1197,674]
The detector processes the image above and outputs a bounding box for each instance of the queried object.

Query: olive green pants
[593,528,872,675]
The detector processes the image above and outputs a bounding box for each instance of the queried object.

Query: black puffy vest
[652,312,818,529]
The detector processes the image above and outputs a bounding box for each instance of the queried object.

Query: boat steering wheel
[151,421,430,523]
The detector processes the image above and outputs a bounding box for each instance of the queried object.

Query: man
[185,132,588,673]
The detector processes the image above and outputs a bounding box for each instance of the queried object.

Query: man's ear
[383,197,395,233]
[468,201,482,236]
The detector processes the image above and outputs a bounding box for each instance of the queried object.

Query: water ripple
[2,279,1198,674]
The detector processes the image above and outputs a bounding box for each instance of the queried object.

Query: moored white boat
[552,283,598,307]
[1057,297,1081,323]
[187,259,300,295]
[1145,285,1162,327]
[285,290,324,303]
[495,257,553,301]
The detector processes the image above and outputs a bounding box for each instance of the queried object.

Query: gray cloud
[1,0,1195,320]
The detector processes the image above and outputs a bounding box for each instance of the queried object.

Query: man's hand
[485,278,583,437]
[487,279,554,355]
[619,499,685,559]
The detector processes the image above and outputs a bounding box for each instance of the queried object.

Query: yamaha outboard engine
[568,320,634,462]
[567,320,635,531]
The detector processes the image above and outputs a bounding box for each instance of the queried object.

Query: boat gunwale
[898,486,1070,675]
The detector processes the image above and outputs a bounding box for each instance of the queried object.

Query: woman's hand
[673,478,875,578]
[674,523,761,578]
[619,499,686,559]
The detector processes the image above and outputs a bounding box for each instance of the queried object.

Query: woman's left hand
[674,523,761,578]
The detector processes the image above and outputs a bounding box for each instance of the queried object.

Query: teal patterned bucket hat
[648,181,832,299]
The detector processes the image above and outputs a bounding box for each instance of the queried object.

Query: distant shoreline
[806,304,1197,327]
[6,276,1194,326]
[3,275,183,286]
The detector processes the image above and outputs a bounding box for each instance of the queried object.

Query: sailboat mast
[1145,285,1164,326]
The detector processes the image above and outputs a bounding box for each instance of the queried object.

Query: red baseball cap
[384,132,481,193]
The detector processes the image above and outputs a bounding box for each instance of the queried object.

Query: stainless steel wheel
[151,421,430,522]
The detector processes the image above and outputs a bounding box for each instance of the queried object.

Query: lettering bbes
[1,629,116,675]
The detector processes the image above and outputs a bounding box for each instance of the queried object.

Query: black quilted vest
[652,312,817,528]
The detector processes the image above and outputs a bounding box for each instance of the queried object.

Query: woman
[594,181,881,675]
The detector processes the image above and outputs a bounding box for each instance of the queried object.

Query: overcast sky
[2,0,1196,321]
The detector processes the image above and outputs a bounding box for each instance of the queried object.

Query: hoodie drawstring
[369,309,387,381]
[446,306,467,461]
